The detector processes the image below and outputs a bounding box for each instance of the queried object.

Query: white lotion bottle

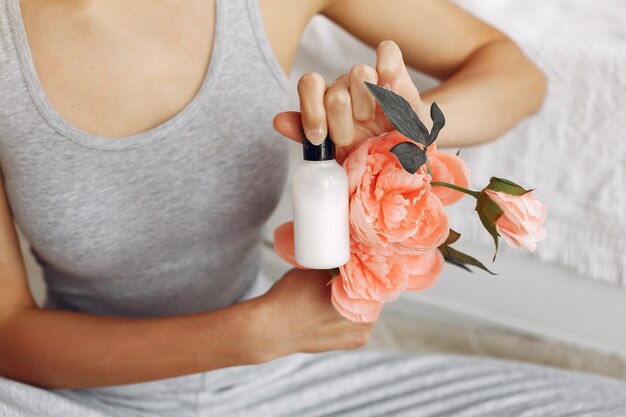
[292,134,350,269]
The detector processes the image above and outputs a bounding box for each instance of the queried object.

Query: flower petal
[330,274,383,323]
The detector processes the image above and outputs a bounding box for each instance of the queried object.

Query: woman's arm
[0,172,373,390]
[0,173,266,389]
[0,298,264,389]
[320,0,547,147]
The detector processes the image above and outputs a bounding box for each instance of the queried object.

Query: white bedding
[288,0,626,285]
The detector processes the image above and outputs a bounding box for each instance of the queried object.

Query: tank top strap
[219,0,289,93]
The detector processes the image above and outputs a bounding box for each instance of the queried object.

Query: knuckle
[298,72,324,92]
[377,61,399,79]
[350,64,376,81]
[324,90,351,112]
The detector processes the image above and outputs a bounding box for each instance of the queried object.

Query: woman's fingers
[324,74,354,147]
[375,40,423,115]
[349,64,378,121]
[275,71,358,147]
[276,42,419,147]
[376,40,404,90]
[273,111,304,142]
[298,72,328,145]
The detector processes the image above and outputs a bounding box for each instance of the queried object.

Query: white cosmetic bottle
[292,134,350,269]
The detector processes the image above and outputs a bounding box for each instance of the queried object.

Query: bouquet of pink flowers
[274,83,547,323]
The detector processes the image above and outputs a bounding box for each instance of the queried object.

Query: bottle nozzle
[303,132,335,161]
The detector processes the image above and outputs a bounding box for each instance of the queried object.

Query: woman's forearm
[420,39,547,148]
[0,297,267,389]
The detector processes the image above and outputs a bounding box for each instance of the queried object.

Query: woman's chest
[17,0,305,138]
[2,0,295,279]
[0,93,290,278]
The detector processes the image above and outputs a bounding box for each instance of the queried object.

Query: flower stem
[431,181,480,198]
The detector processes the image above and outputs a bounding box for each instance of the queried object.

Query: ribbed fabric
[1,0,290,318]
[1,0,626,416]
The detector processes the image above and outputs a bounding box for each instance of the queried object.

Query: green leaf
[426,102,445,146]
[389,141,427,174]
[439,245,497,275]
[364,82,429,146]
[475,192,504,260]
[485,177,532,196]
[444,228,461,245]
[443,255,472,273]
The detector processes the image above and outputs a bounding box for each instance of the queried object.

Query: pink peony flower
[332,239,444,322]
[330,274,384,323]
[343,130,449,255]
[402,248,444,291]
[372,131,471,206]
[483,189,548,252]
[426,143,471,206]
[272,220,444,322]
[339,236,408,303]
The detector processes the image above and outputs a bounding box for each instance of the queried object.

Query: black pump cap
[302,133,335,161]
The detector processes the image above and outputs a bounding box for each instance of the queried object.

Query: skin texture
[273,1,547,149]
[0,0,546,389]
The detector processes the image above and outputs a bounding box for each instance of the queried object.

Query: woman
[0,0,624,416]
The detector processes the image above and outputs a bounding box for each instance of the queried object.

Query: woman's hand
[273,40,426,165]
[251,268,376,362]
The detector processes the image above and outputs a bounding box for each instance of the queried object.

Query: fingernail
[307,127,325,145]
[381,82,391,90]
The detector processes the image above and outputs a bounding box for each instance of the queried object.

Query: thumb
[273,111,304,143]
[275,111,353,166]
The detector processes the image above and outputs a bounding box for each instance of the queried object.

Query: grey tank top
[0,0,290,317]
